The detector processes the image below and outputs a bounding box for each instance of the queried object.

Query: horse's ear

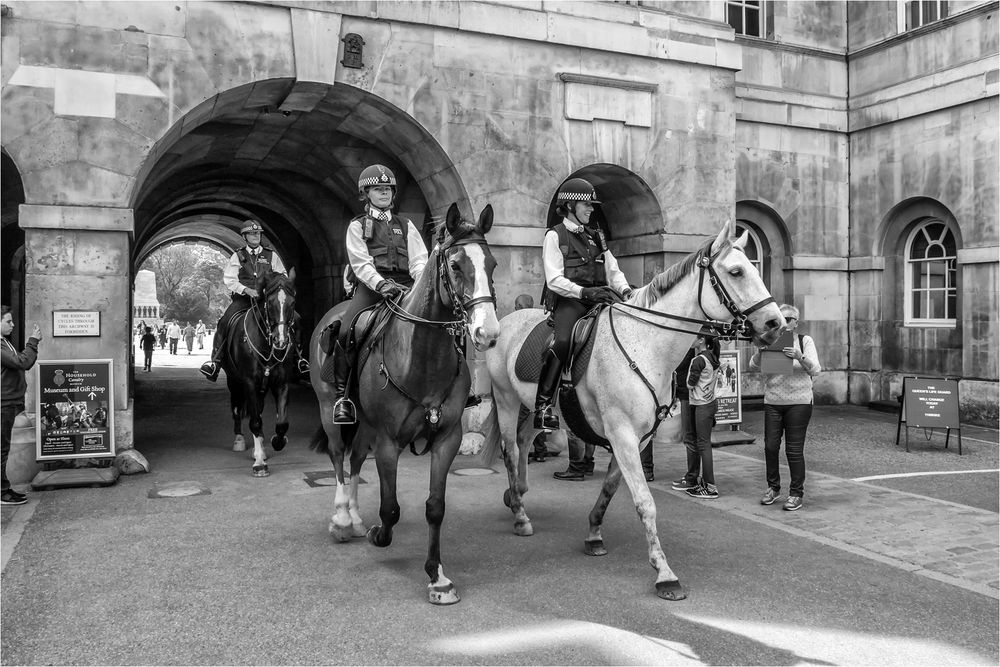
[478,204,493,234]
[709,221,730,256]
[733,230,749,250]
[445,202,461,237]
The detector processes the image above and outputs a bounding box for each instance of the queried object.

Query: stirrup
[200,362,219,382]
[533,407,559,431]
[297,358,310,374]
[333,397,357,425]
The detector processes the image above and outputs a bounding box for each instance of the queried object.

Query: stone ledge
[19,204,134,231]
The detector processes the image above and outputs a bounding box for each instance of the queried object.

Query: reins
[241,284,294,377]
[599,243,774,445]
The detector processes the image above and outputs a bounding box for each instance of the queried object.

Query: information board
[902,376,960,429]
[715,349,742,425]
[35,359,115,460]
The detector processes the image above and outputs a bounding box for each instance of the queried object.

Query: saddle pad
[559,330,612,450]
[514,319,553,383]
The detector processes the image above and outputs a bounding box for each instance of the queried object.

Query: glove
[580,286,621,305]
[376,280,404,299]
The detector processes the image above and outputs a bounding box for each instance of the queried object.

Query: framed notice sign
[35,359,115,460]
[52,310,101,337]
[715,349,742,425]
[896,376,962,454]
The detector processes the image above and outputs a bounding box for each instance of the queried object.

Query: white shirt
[345,206,429,291]
[542,217,630,299]
[223,246,287,296]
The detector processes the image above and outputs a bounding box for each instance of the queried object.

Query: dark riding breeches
[550,296,589,363]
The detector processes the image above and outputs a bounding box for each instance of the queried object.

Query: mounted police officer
[200,220,309,381]
[330,164,429,424]
[535,177,633,431]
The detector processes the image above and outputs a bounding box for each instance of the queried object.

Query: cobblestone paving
[650,446,999,598]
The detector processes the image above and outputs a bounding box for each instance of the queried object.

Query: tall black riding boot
[331,341,356,425]
[533,349,562,431]
[199,320,226,381]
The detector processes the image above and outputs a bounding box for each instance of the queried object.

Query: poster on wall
[715,349,742,425]
[35,359,115,460]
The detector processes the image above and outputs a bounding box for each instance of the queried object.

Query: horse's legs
[585,455,623,557]
[249,389,268,477]
[230,383,246,452]
[424,428,461,605]
[496,396,533,536]
[367,434,401,549]
[347,432,369,537]
[608,430,685,600]
[270,381,289,451]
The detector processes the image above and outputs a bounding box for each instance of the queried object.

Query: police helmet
[240,220,263,235]
[358,164,397,195]
[557,178,601,206]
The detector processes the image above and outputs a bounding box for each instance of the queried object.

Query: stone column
[20,204,135,450]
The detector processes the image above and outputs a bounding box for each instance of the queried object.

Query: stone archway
[1,150,26,341]
[130,79,471,332]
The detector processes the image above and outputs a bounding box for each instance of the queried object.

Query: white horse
[484,221,785,600]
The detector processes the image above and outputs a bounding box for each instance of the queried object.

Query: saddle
[514,307,611,450]
[318,302,390,384]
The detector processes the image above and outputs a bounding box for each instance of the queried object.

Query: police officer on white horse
[330,164,429,424]
[535,177,633,431]
[200,220,309,381]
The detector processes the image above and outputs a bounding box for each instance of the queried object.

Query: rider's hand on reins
[581,286,622,306]
[377,280,405,299]
[244,288,260,299]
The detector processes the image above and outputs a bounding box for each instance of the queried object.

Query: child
[685,333,723,499]
[140,326,157,372]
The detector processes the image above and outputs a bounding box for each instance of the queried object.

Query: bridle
[243,278,296,376]
[696,246,775,338]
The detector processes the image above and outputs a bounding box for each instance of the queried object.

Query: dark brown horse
[309,202,499,604]
[224,269,299,476]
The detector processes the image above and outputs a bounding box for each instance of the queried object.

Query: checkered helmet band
[557,177,601,204]
[240,221,263,234]
[358,164,397,191]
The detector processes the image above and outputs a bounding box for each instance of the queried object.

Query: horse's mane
[259,269,295,295]
[632,237,722,309]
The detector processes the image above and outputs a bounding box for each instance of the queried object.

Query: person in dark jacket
[329,164,429,424]
[535,177,633,431]
[1,305,41,506]
[140,326,157,372]
[682,333,723,499]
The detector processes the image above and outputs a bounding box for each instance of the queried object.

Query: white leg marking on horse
[330,480,354,542]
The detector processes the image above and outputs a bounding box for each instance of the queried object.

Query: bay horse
[484,221,785,600]
[224,268,299,477]
[309,202,499,605]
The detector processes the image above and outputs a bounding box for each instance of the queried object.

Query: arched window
[904,221,957,326]
[734,222,764,284]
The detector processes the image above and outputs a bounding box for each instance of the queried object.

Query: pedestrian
[200,220,310,381]
[684,332,722,499]
[140,326,156,372]
[158,325,166,349]
[553,431,595,481]
[326,164,430,424]
[534,177,633,431]
[669,345,700,491]
[166,320,181,355]
[512,294,555,464]
[195,320,207,349]
[749,304,821,511]
[183,322,195,354]
[1,305,41,506]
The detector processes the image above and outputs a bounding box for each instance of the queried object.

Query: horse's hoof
[428,583,461,605]
[513,521,533,537]
[233,436,246,452]
[655,580,686,601]
[584,539,607,557]
[351,523,367,538]
[271,435,286,451]
[367,525,391,548]
[252,464,269,477]
[329,522,353,543]
[502,488,511,508]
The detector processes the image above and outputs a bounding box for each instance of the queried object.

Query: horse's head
[257,268,297,350]
[437,203,501,351]
[699,222,785,346]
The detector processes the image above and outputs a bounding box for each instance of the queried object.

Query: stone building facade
[1,0,996,453]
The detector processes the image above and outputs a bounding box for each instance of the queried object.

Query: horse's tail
[309,425,329,455]
[476,392,504,464]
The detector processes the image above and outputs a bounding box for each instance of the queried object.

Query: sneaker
[1,491,27,506]
[671,478,698,491]
[760,488,780,505]
[685,484,719,499]
[783,495,803,511]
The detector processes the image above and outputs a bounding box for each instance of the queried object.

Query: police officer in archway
[330,164,429,424]
[200,220,309,381]
[535,177,633,431]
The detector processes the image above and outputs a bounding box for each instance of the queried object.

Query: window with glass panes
[905,221,957,325]
[902,0,949,30]
[735,222,765,285]
[727,0,766,38]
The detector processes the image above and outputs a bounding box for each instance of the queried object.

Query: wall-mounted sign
[35,359,115,460]
[52,310,101,337]
[715,349,742,425]
[341,33,365,68]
